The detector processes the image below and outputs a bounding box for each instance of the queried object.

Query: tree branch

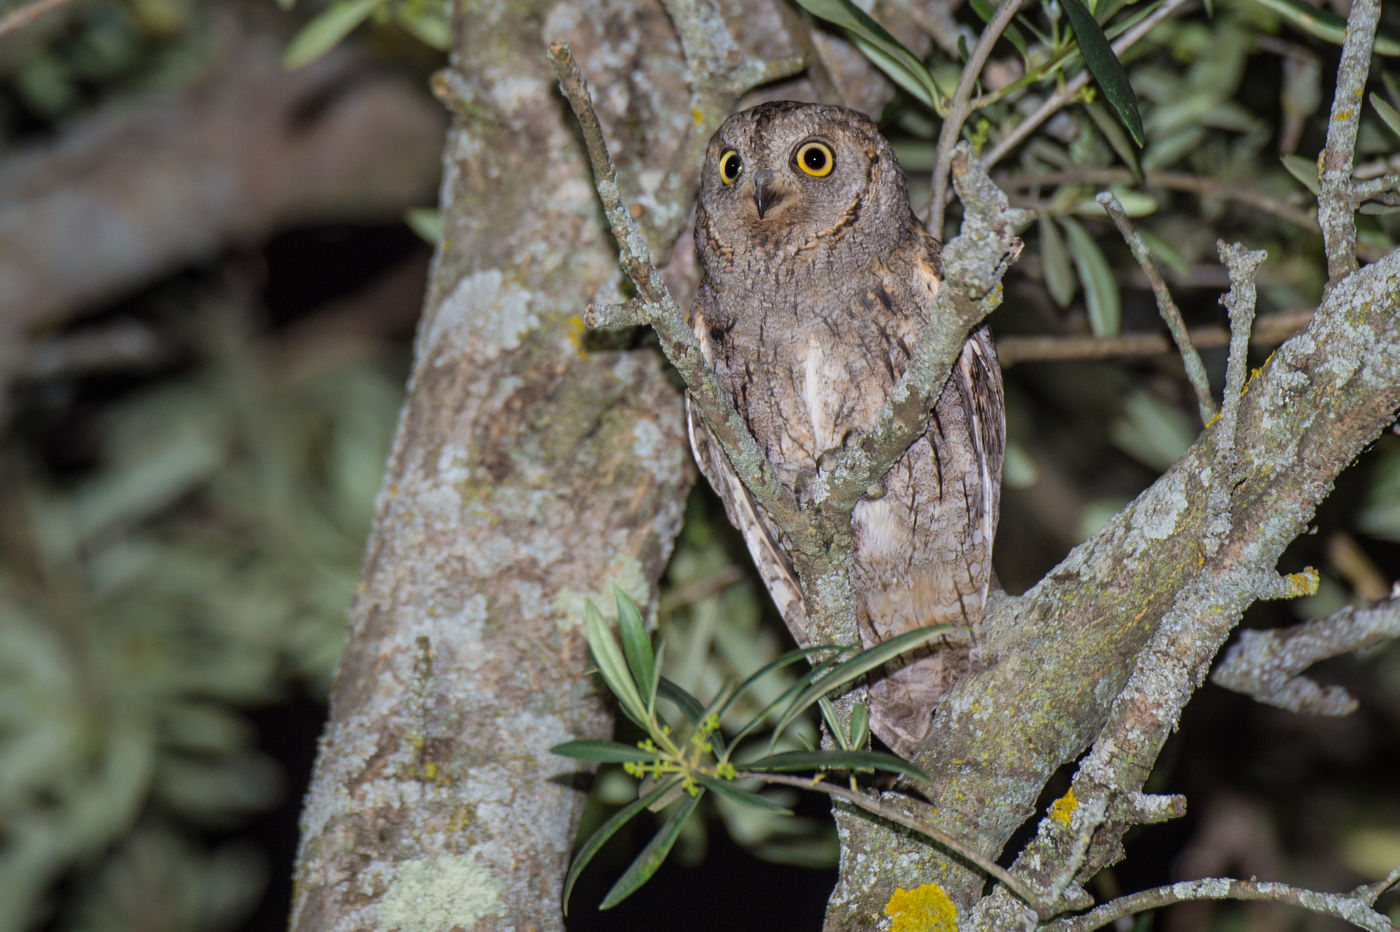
[1098,191,1216,424]
[927,0,1025,233]
[1045,876,1397,932]
[923,242,1400,917]
[1316,0,1380,281]
[1211,595,1400,715]
[995,310,1314,366]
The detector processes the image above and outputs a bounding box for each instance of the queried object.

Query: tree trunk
[289,3,695,929]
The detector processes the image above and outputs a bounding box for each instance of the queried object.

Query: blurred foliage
[0,325,401,929]
[278,0,449,68]
[0,0,209,137]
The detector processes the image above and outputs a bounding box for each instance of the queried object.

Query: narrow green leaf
[770,625,961,744]
[656,677,706,725]
[283,0,380,70]
[1135,228,1191,276]
[1059,0,1145,146]
[743,749,933,784]
[614,587,655,697]
[741,654,848,751]
[584,601,648,726]
[695,774,794,814]
[1280,153,1321,195]
[563,777,680,914]
[403,207,441,245]
[848,702,870,749]
[817,697,851,750]
[1248,0,1400,56]
[1384,73,1400,108]
[394,5,451,50]
[719,645,843,721]
[600,790,704,909]
[1060,216,1121,337]
[550,740,663,764]
[794,0,945,111]
[1039,215,1078,308]
[1370,93,1400,141]
[1085,98,1142,178]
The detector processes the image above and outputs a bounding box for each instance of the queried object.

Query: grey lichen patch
[1128,469,1189,546]
[554,554,650,631]
[426,269,538,362]
[378,853,506,931]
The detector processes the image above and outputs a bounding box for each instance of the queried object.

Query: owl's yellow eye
[794,141,834,178]
[718,149,742,185]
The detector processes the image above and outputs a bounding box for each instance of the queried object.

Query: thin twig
[0,0,76,38]
[1098,192,1216,423]
[927,0,1025,233]
[1316,0,1380,281]
[996,309,1313,366]
[1211,596,1400,715]
[733,770,1044,913]
[1001,167,1317,229]
[1354,172,1400,203]
[983,0,1194,171]
[547,41,802,540]
[1046,877,1397,932]
[1204,241,1266,556]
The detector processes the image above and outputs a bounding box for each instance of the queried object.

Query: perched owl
[686,101,1005,759]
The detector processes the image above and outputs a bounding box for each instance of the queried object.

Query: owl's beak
[752,170,784,219]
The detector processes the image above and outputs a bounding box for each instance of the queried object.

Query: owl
[686,101,1005,759]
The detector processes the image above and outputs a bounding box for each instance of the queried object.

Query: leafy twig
[1097,192,1216,424]
[982,0,1193,170]
[1211,595,1400,715]
[1317,0,1381,281]
[926,0,1025,233]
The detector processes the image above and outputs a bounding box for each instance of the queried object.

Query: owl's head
[696,101,917,264]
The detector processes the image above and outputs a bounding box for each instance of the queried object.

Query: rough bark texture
[288,2,695,930]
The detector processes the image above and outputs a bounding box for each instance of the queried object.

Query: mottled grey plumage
[687,101,1005,758]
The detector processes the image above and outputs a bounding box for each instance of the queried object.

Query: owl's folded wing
[962,324,1006,605]
[685,397,809,645]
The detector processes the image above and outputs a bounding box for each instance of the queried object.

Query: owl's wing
[686,397,809,644]
[961,323,1006,602]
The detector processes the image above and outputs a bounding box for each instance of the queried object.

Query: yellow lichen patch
[566,314,586,353]
[1283,567,1320,598]
[692,107,704,125]
[884,883,957,932]
[1050,787,1078,827]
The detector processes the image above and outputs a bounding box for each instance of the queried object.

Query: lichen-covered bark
[823,248,1400,927]
[288,3,694,930]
